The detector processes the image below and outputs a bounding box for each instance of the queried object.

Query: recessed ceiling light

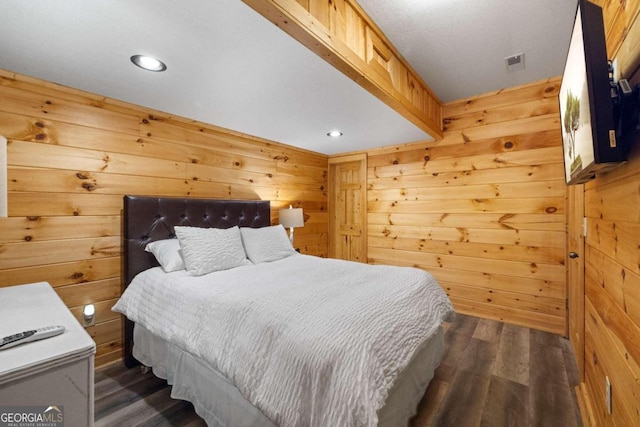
[130,55,167,72]
[327,130,343,137]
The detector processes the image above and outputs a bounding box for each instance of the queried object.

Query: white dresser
[0,282,96,427]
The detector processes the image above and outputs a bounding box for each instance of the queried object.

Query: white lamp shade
[279,208,304,228]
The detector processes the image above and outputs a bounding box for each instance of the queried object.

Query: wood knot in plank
[456,227,469,242]
[498,214,516,230]
[543,84,559,95]
[76,172,91,180]
[101,155,110,170]
[545,206,558,214]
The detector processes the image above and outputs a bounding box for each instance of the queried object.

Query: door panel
[567,183,585,380]
[329,154,367,262]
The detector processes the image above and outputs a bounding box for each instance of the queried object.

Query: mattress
[133,323,445,427]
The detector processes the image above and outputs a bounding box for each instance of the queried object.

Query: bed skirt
[133,323,444,426]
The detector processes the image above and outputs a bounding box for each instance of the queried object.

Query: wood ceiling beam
[242,0,443,139]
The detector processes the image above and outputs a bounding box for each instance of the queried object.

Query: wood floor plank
[530,327,563,349]
[94,314,583,426]
[529,339,580,427]
[480,376,529,427]
[144,400,207,427]
[95,387,181,427]
[440,327,478,370]
[94,373,169,420]
[493,323,530,386]
[472,317,504,342]
[412,378,450,427]
[447,313,479,337]
[430,371,492,427]
[94,363,156,400]
[560,338,584,424]
[456,338,499,376]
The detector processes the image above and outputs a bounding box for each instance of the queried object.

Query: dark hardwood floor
[95,314,583,426]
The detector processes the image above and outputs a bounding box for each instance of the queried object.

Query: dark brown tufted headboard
[122,195,271,367]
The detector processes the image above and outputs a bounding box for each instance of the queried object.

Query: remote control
[0,325,65,350]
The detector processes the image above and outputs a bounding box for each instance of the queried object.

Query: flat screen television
[559,0,626,185]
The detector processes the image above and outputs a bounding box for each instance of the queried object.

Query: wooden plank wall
[366,78,567,335]
[579,1,640,425]
[0,70,328,368]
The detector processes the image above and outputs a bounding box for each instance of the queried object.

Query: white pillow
[240,225,297,264]
[145,239,185,272]
[174,226,249,276]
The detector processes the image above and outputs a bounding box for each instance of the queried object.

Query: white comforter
[113,254,454,427]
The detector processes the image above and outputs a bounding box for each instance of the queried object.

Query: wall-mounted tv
[559,0,626,185]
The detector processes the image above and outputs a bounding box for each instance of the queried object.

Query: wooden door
[328,154,367,262]
[567,183,585,380]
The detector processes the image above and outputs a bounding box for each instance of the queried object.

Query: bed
[114,195,454,427]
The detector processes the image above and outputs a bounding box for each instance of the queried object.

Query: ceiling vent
[505,52,525,72]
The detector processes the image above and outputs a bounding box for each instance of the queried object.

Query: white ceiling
[0,0,577,155]
[359,0,578,103]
